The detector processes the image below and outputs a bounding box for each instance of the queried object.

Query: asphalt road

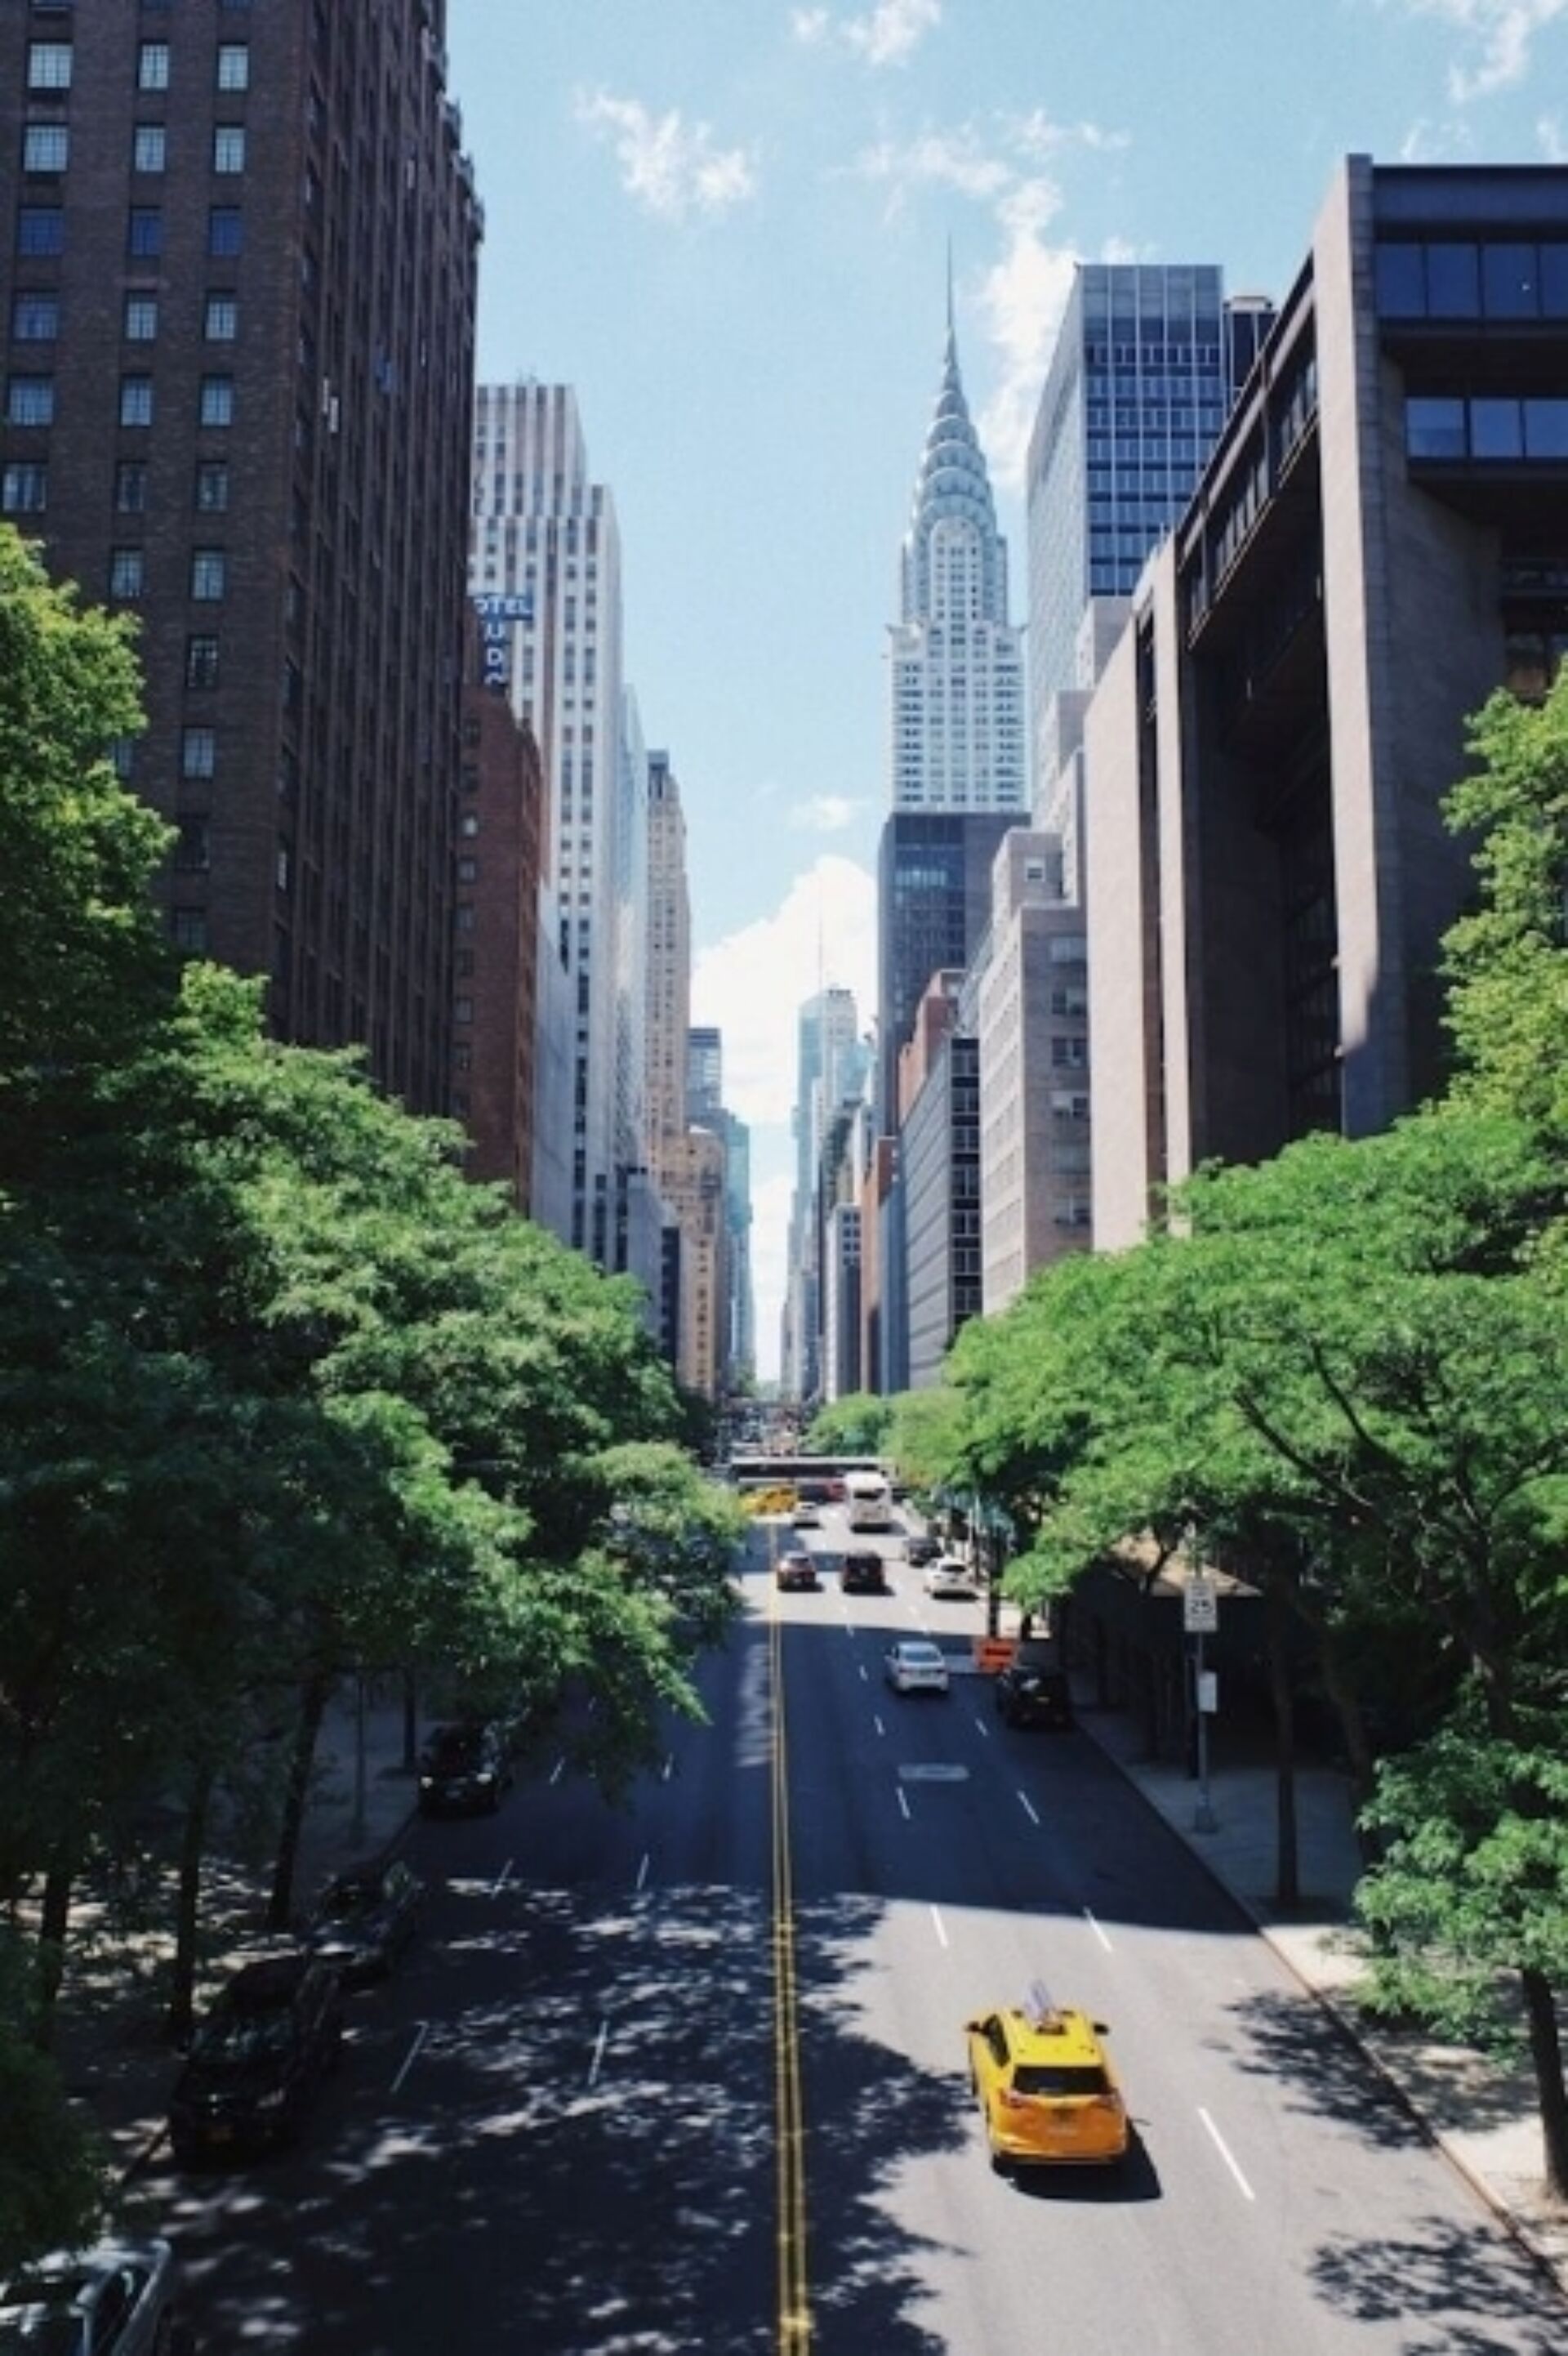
[140,1513,1568,2354]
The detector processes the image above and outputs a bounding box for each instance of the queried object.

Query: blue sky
[444,0,1568,1373]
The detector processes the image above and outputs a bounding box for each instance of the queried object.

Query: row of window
[7,301,238,403]
[20,121,252,189]
[24,40,250,93]
[1406,394,1568,463]
[2,457,230,520]
[1376,239,1568,325]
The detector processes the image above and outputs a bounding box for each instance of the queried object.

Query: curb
[1078,1713,1568,2309]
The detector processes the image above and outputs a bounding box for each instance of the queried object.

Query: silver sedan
[0,2237,191,2354]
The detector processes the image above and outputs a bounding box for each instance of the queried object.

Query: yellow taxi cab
[963,1988,1129,2171]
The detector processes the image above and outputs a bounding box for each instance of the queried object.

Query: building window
[198,375,234,426]
[173,816,210,872]
[194,462,229,511]
[114,462,148,513]
[185,634,220,688]
[181,725,216,779]
[457,857,478,882]
[28,42,74,91]
[137,42,172,91]
[170,908,208,953]
[207,206,243,257]
[1,464,47,515]
[17,208,65,257]
[123,294,158,341]
[216,43,250,91]
[109,548,145,601]
[456,904,475,931]
[212,127,246,174]
[189,550,226,600]
[118,375,154,426]
[11,293,59,341]
[453,997,474,1024]
[5,376,55,426]
[127,208,163,258]
[23,124,70,174]
[107,738,136,783]
[133,124,167,174]
[203,295,238,342]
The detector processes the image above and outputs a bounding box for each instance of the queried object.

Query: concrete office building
[687,1030,755,1391]
[1027,265,1271,770]
[898,971,982,1390]
[975,832,1091,1314]
[452,627,543,1209]
[470,380,626,1260]
[1085,158,1568,1250]
[644,751,727,1399]
[1,0,482,1112]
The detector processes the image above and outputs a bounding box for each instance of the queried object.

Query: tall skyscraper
[889,292,1026,815]
[470,381,626,1258]
[876,809,1013,1123]
[783,986,868,1402]
[1026,265,1267,770]
[0,1,482,1112]
[644,753,728,1400]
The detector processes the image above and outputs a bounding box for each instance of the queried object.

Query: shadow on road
[1308,2214,1567,2354]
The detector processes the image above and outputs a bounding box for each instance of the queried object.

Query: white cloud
[1008,110,1131,160]
[691,855,877,1130]
[1539,109,1568,155]
[848,127,1014,216]
[799,0,941,67]
[787,794,863,832]
[1388,0,1568,101]
[975,176,1079,493]
[844,0,942,66]
[575,91,757,223]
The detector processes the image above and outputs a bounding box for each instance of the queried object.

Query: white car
[0,2238,191,2355]
[884,1639,951,1695]
[924,1556,976,1598]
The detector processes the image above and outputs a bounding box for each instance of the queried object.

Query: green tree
[800,1393,892,1455]
[1358,1709,1568,2198]
[0,1931,108,2273]
[1442,667,1568,1128]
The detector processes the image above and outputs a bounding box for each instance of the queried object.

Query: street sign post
[1183,1573,1219,1832]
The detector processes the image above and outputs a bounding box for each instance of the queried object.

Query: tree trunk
[1521,1966,1568,2200]
[32,1863,74,2049]
[267,1672,331,1931]
[1266,1582,1299,1909]
[402,1668,418,1775]
[166,1763,215,2045]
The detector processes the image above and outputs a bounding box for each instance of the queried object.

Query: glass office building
[1026,265,1267,762]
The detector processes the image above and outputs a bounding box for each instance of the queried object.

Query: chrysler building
[889,292,1026,812]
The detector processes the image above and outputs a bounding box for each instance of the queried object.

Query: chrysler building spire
[888,287,1025,811]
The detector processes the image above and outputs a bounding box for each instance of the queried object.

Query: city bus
[844,1467,894,1533]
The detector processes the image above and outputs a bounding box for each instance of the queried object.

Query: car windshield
[425,1731,482,1768]
[192,2003,296,2064]
[0,2288,82,2354]
[1013,2063,1110,2097]
[319,1880,379,1921]
[901,1644,942,1665]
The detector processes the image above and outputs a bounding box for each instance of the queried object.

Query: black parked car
[168,1954,344,2161]
[994,1659,1074,1730]
[301,1856,424,1985]
[418,1720,514,1815]
[841,1551,889,1595]
[903,1533,941,1568]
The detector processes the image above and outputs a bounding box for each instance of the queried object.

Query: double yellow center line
[771,1582,811,2351]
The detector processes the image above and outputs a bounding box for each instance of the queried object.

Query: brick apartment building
[0,0,482,1113]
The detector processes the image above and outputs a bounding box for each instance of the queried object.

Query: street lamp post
[1183,1524,1219,1835]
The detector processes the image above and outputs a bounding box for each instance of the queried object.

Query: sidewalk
[1078,1693,1568,2299]
[56,1685,421,2186]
